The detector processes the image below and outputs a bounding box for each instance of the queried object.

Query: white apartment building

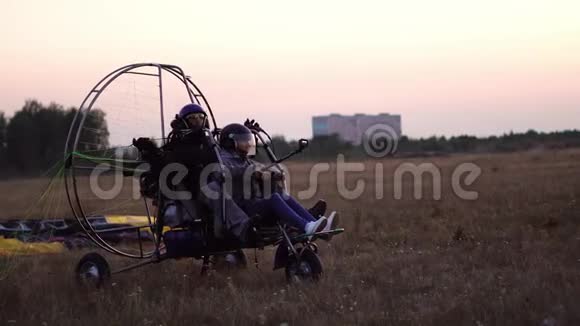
[312,113,402,145]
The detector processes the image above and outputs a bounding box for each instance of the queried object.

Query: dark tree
[6,100,40,171]
[0,111,6,166]
[5,100,110,174]
[66,107,110,153]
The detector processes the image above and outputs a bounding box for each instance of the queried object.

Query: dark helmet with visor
[178,103,205,118]
[177,103,208,130]
[219,123,256,157]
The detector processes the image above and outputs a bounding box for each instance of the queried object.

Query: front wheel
[76,252,111,288]
[285,248,323,283]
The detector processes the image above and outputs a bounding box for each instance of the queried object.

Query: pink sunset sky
[1,0,579,139]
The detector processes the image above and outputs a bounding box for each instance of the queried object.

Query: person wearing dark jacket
[163,103,217,198]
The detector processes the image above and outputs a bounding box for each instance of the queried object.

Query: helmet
[178,103,205,119]
[177,103,207,130]
[219,123,256,157]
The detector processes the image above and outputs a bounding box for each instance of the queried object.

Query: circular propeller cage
[64,63,217,258]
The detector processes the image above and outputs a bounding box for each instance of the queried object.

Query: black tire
[285,248,323,283]
[75,252,111,288]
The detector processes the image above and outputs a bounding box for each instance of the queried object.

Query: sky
[1,0,579,140]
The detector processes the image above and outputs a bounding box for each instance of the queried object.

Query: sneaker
[322,211,339,232]
[304,217,327,235]
[308,200,327,219]
[320,212,339,241]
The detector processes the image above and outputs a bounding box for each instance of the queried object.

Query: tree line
[1,100,579,177]
[265,129,580,161]
[0,100,109,176]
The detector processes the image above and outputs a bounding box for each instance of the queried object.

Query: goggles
[185,113,206,121]
[185,113,207,128]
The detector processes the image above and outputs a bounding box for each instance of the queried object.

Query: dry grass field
[1,149,579,325]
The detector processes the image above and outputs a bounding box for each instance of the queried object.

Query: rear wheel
[76,252,111,288]
[285,248,323,283]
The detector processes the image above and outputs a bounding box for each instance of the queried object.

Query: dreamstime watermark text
[86,124,483,202]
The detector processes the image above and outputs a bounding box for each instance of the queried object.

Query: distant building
[312,113,402,145]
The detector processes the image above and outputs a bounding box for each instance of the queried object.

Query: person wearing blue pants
[218,123,333,235]
[243,193,322,233]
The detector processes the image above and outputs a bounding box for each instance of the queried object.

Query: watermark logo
[363,123,399,158]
